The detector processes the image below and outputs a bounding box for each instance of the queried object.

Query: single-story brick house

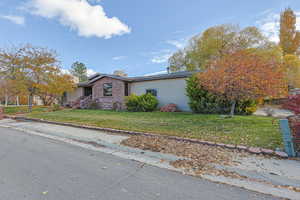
[65,71,196,111]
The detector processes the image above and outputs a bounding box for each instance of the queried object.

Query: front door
[84,87,93,97]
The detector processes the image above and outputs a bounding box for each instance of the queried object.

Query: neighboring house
[65,71,197,111]
[0,95,44,106]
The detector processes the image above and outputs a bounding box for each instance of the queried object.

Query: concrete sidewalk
[1,119,300,199]
[0,119,184,167]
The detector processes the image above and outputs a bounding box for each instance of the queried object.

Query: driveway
[0,126,277,200]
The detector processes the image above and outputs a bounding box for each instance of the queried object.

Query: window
[146,89,157,97]
[103,83,112,96]
[125,83,129,96]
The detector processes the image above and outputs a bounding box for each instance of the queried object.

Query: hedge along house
[65,71,197,111]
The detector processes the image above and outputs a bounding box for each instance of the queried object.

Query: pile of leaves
[121,135,243,175]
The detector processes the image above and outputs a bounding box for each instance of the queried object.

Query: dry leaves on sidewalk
[121,135,246,175]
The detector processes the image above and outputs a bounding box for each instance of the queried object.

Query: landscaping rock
[216,143,226,147]
[275,151,289,158]
[225,144,235,149]
[236,145,248,151]
[248,147,261,154]
[261,148,274,155]
[206,141,215,146]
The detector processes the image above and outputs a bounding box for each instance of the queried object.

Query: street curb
[7,115,288,159]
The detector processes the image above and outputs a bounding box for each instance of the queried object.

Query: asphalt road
[0,127,278,200]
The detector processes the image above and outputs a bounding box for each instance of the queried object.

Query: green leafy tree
[169,35,203,72]
[169,24,274,72]
[280,8,300,55]
[70,61,88,82]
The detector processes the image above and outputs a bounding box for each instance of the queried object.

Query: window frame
[103,83,113,97]
[146,89,158,97]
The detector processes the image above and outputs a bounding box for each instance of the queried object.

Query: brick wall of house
[92,77,126,110]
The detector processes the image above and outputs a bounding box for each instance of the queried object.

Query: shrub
[160,104,178,112]
[186,76,224,114]
[51,104,62,112]
[126,93,158,112]
[126,94,140,112]
[235,99,258,115]
[186,76,257,115]
[282,94,300,114]
[138,93,159,112]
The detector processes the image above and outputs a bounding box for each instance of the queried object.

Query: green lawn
[3,106,49,115]
[26,109,283,149]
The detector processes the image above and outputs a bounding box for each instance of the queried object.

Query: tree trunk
[5,94,8,107]
[230,100,236,117]
[28,94,33,112]
[16,96,19,106]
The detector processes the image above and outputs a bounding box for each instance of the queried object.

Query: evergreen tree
[70,62,88,82]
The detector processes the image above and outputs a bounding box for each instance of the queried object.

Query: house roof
[78,74,129,87]
[129,71,198,82]
[78,71,200,87]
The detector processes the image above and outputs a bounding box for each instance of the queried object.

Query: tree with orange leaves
[199,50,288,116]
[35,73,75,106]
[280,8,300,55]
[0,45,75,109]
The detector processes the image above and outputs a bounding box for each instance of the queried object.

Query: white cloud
[87,68,97,76]
[112,56,126,60]
[297,12,300,30]
[166,39,185,49]
[257,10,300,43]
[26,0,131,39]
[256,12,280,42]
[61,69,70,74]
[62,68,96,76]
[149,49,172,64]
[87,0,101,3]
[1,15,25,25]
[151,53,172,64]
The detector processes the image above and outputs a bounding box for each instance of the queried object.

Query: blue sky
[0,0,299,76]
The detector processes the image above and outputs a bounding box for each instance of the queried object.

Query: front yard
[26,109,282,149]
[3,106,50,115]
